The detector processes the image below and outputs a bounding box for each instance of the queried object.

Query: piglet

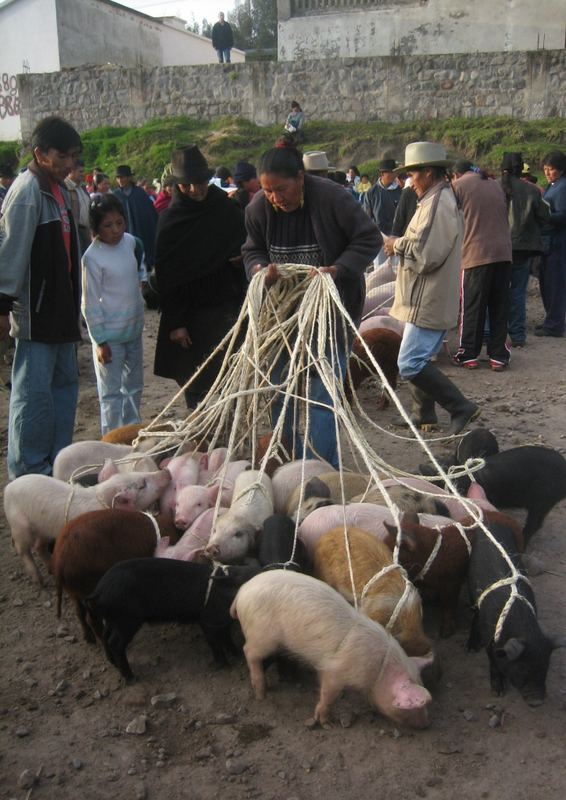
[174,484,221,531]
[285,472,370,522]
[53,441,148,483]
[156,507,229,563]
[231,570,432,729]
[52,509,179,641]
[467,519,566,705]
[4,469,171,584]
[205,470,274,563]
[258,514,309,572]
[462,445,566,541]
[314,526,431,656]
[87,558,261,681]
[345,328,401,409]
[272,459,334,514]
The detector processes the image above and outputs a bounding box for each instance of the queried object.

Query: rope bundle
[123,265,529,637]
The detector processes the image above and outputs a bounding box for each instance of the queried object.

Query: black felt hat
[170,146,214,184]
[378,158,398,172]
[116,164,134,177]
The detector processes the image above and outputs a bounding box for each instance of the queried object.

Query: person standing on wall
[0,116,83,479]
[212,12,234,64]
[113,165,158,269]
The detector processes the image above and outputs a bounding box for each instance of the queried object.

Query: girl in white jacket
[82,194,146,435]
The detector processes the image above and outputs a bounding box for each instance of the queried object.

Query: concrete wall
[0,0,59,140]
[17,49,566,144]
[56,0,244,69]
[277,0,566,60]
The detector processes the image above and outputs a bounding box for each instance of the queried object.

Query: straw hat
[396,142,451,171]
[303,151,330,171]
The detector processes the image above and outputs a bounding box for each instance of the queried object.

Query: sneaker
[453,357,479,370]
[489,359,508,372]
[510,340,525,348]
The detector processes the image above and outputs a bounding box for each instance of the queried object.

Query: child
[82,194,146,435]
[357,174,372,194]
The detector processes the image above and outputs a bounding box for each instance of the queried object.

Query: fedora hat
[303,151,329,172]
[116,164,134,178]
[170,145,214,184]
[378,158,397,172]
[397,142,452,171]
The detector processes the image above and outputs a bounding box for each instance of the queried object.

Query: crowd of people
[0,112,564,479]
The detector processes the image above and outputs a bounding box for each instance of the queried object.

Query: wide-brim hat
[116,164,134,178]
[378,158,397,172]
[170,145,214,184]
[396,142,452,172]
[303,150,329,171]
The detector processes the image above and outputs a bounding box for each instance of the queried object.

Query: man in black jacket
[212,12,234,63]
[0,116,82,478]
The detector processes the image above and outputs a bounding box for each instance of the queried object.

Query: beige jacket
[390,181,463,331]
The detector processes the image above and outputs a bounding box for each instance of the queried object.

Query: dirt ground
[1,282,565,800]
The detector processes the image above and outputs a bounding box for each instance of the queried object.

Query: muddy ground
[0,282,565,800]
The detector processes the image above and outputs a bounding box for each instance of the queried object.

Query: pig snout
[204,543,220,559]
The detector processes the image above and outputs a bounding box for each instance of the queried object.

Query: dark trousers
[539,239,566,335]
[456,262,512,364]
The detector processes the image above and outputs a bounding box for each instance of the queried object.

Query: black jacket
[212,21,234,50]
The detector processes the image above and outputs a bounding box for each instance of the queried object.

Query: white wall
[55,0,244,69]
[0,0,59,140]
[278,0,566,60]
[159,18,245,65]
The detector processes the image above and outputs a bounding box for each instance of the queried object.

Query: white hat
[397,142,452,171]
[303,151,329,171]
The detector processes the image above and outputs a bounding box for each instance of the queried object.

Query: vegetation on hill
[2,116,564,182]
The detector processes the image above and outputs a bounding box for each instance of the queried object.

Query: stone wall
[17,49,566,142]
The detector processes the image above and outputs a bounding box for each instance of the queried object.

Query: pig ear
[495,637,526,662]
[384,521,417,552]
[401,510,419,526]
[112,490,135,510]
[160,457,172,469]
[199,452,209,469]
[304,477,331,500]
[410,652,435,674]
[207,483,221,503]
[98,458,118,482]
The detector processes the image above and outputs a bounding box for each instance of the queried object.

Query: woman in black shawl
[154,146,247,408]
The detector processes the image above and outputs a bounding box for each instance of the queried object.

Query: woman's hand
[96,343,113,365]
[309,265,338,279]
[170,327,192,349]
[252,263,280,288]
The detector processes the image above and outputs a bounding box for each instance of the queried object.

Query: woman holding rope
[242,144,381,468]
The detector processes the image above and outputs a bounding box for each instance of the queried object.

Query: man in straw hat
[383,141,479,434]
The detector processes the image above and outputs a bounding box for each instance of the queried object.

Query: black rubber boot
[394,383,438,430]
[409,363,480,435]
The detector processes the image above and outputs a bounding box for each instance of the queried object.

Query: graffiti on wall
[0,73,20,120]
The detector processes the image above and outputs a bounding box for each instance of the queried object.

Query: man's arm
[0,183,41,323]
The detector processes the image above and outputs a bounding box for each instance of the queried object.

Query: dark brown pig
[52,509,180,642]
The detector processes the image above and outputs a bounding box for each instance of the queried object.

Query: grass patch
[8,116,566,182]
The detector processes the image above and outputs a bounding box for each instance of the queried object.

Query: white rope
[476,574,536,642]
[124,263,527,640]
[143,511,161,544]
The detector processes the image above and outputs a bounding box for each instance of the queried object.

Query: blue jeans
[8,339,79,479]
[216,48,231,63]
[271,339,348,470]
[397,323,445,379]
[92,337,143,435]
[508,256,532,343]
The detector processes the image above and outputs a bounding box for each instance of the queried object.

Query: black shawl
[155,184,246,294]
